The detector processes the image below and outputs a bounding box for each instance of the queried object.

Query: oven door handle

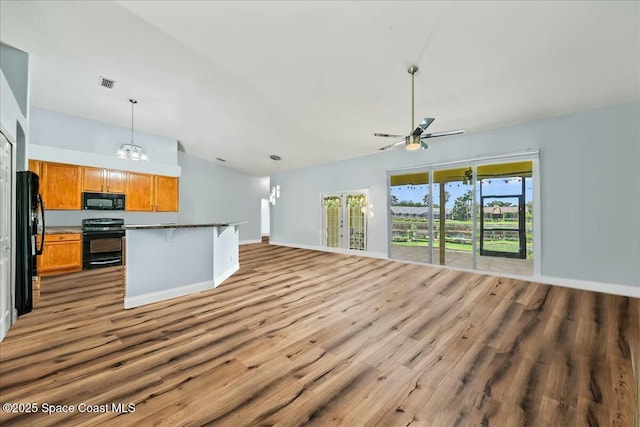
[88,258,122,265]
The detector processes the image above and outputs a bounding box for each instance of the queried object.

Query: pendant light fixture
[269,154,281,206]
[116,98,149,161]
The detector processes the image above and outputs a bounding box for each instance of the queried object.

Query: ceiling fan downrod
[408,65,418,131]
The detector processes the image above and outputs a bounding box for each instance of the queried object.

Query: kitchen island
[123,223,246,308]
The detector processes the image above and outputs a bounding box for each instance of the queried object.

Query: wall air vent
[98,76,116,89]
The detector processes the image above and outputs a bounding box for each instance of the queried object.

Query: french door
[322,191,368,251]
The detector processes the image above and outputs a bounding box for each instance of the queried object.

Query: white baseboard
[240,239,261,245]
[534,275,639,298]
[214,263,240,286]
[124,280,215,309]
[269,241,388,260]
[268,241,639,298]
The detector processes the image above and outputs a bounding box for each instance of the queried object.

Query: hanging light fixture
[116,99,149,161]
[269,155,281,206]
[360,203,374,218]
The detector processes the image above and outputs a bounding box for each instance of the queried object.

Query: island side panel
[125,227,214,308]
[213,225,240,286]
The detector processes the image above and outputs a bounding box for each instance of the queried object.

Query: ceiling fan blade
[420,129,465,139]
[379,139,405,151]
[411,117,435,138]
[374,132,406,138]
[420,117,435,130]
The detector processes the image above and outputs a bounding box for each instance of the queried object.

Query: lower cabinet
[38,233,83,276]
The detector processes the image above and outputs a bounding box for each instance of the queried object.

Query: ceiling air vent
[98,76,116,89]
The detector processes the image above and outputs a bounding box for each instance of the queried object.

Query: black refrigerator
[16,171,45,316]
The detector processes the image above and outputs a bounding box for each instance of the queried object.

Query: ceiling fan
[375,65,464,151]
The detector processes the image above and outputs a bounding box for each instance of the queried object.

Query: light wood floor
[1,243,638,426]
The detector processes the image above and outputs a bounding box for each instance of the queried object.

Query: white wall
[29,106,181,226]
[177,152,269,243]
[0,43,28,118]
[0,72,27,145]
[28,107,270,235]
[271,102,640,293]
[30,107,177,166]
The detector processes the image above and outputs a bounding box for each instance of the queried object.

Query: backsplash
[45,210,178,226]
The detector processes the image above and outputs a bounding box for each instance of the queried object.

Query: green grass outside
[390,209,534,258]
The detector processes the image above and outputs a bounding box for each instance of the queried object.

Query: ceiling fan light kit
[405,135,422,151]
[375,65,464,152]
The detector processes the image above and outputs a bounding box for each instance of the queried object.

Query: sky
[391,177,533,208]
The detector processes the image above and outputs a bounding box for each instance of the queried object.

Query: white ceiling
[1,1,638,176]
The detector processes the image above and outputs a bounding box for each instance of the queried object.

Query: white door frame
[0,129,16,342]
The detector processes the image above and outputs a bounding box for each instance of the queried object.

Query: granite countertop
[45,226,82,234]
[124,222,248,230]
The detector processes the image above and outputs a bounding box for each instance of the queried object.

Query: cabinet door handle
[107,185,110,192]
[101,184,103,192]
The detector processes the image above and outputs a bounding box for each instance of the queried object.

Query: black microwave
[82,192,125,210]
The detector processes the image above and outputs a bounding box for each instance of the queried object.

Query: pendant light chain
[130,98,137,144]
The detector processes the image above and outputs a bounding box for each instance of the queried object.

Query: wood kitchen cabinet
[28,159,41,176]
[154,175,179,212]
[126,172,179,212]
[125,172,154,211]
[40,162,82,210]
[37,233,83,276]
[83,167,126,193]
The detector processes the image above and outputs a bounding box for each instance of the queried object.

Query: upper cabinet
[40,162,82,210]
[28,159,41,176]
[126,172,154,211]
[125,172,179,212]
[82,167,126,193]
[155,176,179,212]
[28,160,178,212]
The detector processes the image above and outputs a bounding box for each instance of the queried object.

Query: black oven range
[82,218,125,270]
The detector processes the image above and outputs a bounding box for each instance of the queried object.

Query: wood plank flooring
[0,243,638,426]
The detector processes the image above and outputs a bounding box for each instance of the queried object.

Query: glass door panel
[347,194,367,250]
[323,196,341,248]
[434,167,473,269]
[476,161,533,275]
[389,173,430,263]
[480,195,523,257]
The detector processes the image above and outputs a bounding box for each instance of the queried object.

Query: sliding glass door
[389,159,535,276]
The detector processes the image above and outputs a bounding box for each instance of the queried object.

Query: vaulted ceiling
[1,1,638,176]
